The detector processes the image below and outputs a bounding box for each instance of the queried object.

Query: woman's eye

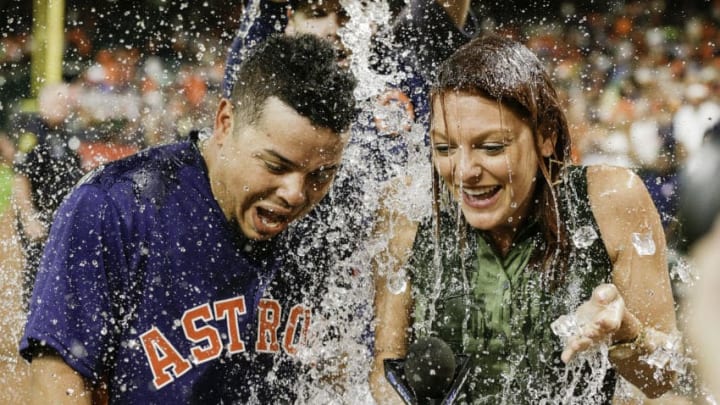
[481,143,506,154]
[434,144,451,154]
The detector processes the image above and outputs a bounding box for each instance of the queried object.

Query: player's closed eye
[264,161,286,173]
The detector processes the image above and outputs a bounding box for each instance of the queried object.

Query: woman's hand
[560,283,642,364]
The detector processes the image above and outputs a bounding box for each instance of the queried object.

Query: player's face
[210,97,348,240]
[285,2,350,67]
[431,91,553,244]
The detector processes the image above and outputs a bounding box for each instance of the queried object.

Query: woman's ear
[539,131,556,158]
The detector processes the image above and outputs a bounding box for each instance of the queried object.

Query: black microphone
[384,336,471,405]
[404,337,457,402]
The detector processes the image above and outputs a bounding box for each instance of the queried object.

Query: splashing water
[339,0,399,101]
[386,270,408,295]
[669,254,694,284]
[641,331,686,377]
[572,225,598,249]
[551,314,582,339]
[277,2,434,402]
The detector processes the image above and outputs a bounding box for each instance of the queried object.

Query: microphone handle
[418,398,442,405]
[384,359,417,405]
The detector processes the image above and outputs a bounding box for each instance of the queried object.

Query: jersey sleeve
[20,183,128,381]
[393,0,476,82]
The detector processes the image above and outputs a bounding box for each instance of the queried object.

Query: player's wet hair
[230,33,357,134]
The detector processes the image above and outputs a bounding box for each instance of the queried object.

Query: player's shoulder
[74,141,202,208]
[81,141,196,188]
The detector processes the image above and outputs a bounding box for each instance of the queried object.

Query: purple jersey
[20,140,312,403]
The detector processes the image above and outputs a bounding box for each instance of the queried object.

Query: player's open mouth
[256,207,289,232]
[461,185,501,208]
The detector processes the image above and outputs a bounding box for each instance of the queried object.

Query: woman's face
[430,91,553,242]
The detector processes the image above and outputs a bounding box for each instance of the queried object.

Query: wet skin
[205,96,349,241]
[430,91,553,253]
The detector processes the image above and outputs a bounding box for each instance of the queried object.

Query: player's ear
[213,98,234,144]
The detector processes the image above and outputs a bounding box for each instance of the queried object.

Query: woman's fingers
[561,335,594,363]
[561,283,626,362]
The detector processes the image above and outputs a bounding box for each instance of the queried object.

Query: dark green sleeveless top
[410,166,617,404]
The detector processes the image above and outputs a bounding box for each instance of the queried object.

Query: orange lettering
[182,303,222,364]
[255,299,281,353]
[140,326,192,389]
[282,304,312,356]
[213,296,247,354]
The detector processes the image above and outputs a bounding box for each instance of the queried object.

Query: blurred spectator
[14,83,83,225]
[0,132,41,403]
[0,33,32,130]
[13,84,84,303]
[672,82,720,163]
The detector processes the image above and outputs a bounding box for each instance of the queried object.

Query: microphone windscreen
[404,336,456,399]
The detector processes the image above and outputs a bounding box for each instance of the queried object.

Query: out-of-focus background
[2,0,718,202]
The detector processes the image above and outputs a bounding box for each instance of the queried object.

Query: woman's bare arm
[562,166,677,398]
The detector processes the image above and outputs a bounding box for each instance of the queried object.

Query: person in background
[371,34,678,404]
[677,121,720,402]
[20,34,356,404]
[13,83,84,304]
[0,132,44,404]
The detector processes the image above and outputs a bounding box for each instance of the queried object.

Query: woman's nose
[454,147,483,182]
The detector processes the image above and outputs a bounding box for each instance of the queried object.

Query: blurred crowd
[0,0,719,403]
[514,1,720,244]
[1,1,717,233]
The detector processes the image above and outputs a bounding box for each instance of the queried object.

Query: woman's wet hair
[432,33,570,166]
[431,33,572,283]
[231,33,357,134]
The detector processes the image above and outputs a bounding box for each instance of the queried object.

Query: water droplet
[669,256,693,283]
[70,340,88,358]
[631,232,656,256]
[571,225,598,249]
[386,272,407,295]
